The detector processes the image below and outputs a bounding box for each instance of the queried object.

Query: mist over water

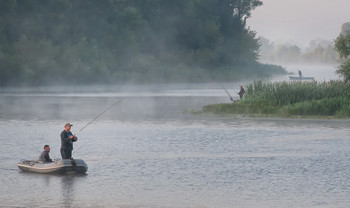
[0,83,231,121]
[1,0,349,206]
[1,84,350,208]
[269,65,339,82]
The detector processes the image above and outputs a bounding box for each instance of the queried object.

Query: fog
[0,83,238,122]
[0,1,345,122]
[270,65,340,83]
[2,2,350,207]
[0,1,285,87]
[247,0,350,48]
[247,0,349,79]
[0,1,345,119]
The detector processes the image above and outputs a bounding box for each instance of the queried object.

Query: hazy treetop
[341,22,350,36]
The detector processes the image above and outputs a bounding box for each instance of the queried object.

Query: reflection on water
[61,175,76,208]
[1,86,350,208]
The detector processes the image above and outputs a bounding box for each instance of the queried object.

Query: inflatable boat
[18,159,88,174]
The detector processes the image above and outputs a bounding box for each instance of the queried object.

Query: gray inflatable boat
[18,159,88,174]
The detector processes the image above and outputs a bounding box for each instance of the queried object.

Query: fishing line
[30,143,41,154]
[72,139,93,157]
[72,97,126,156]
[74,97,126,136]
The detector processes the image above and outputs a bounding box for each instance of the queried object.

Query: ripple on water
[1,94,350,207]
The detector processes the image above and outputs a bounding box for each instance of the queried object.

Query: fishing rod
[30,143,41,154]
[26,96,125,158]
[220,84,235,102]
[72,97,126,155]
[74,97,126,137]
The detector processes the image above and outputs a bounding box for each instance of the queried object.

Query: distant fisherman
[60,123,78,159]
[298,70,302,77]
[39,145,53,163]
[238,85,245,99]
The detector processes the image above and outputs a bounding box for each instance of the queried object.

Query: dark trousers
[60,148,72,159]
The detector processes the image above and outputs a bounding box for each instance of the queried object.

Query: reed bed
[201,80,350,117]
[245,80,350,105]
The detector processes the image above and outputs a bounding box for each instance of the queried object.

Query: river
[1,83,350,208]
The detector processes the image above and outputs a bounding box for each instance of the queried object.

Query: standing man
[60,123,78,159]
[39,145,53,163]
[238,85,245,99]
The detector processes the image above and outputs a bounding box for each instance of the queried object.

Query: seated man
[39,145,53,163]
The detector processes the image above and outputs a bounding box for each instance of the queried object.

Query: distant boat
[289,76,314,81]
[18,159,88,174]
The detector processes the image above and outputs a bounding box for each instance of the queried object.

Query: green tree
[335,22,350,82]
[0,0,286,86]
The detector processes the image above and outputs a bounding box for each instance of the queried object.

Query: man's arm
[44,152,52,162]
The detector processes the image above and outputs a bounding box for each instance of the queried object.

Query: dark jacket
[39,150,52,163]
[60,130,76,150]
[238,87,245,98]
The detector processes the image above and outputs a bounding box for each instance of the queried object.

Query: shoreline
[194,80,350,119]
[191,110,350,120]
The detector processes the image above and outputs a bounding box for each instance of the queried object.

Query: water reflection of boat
[289,76,314,81]
[18,159,88,174]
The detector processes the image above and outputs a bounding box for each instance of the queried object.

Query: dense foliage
[0,0,285,86]
[200,80,350,117]
[335,31,350,82]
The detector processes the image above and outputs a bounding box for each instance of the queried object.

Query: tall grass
[201,80,350,117]
[245,80,350,106]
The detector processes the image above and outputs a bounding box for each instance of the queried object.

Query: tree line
[335,22,350,82]
[259,37,337,65]
[0,0,285,86]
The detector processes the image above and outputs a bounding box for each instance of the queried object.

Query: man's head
[64,123,73,131]
[44,145,50,152]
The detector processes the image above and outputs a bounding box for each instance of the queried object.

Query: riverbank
[197,80,350,118]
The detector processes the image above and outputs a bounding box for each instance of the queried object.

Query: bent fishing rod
[72,97,126,155]
[220,84,235,102]
[74,97,126,136]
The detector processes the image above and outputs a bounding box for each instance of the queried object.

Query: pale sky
[247,0,350,47]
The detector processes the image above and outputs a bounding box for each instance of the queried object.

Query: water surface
[1,85,349,208]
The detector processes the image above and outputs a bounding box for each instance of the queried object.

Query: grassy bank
[199,80,350,118]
